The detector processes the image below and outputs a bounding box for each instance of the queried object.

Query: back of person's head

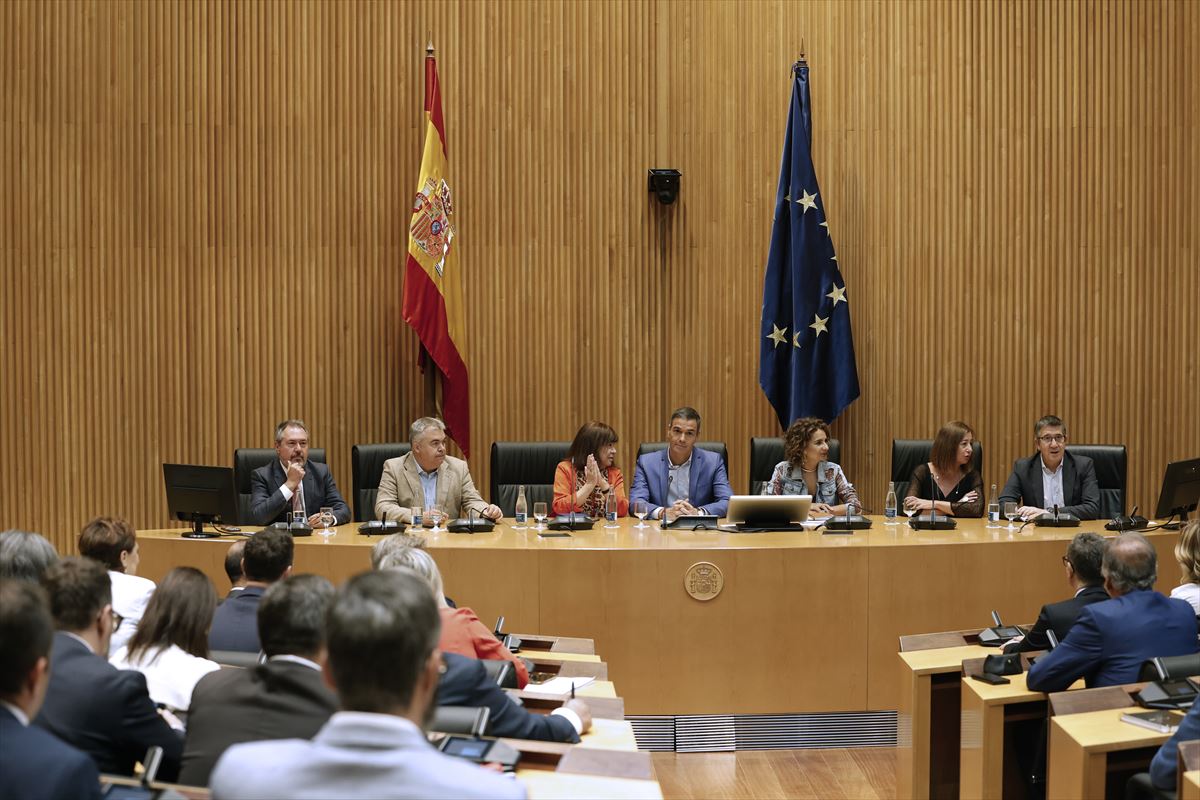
[0,580,54,702]
[931,421,975,475]
[40,556,112,632]
[78,517,137,572]
[1175,520,1200,586]
[1102,531,1157,594]
[378,546,444,600]
[126,567,217,660]
[369,532,426,570]
[243,529,294,583]
[325,569,441,714]
[1066,532,1107,585]
[0,530,59,582]
[257,574,335,659]
[224,540,246,587]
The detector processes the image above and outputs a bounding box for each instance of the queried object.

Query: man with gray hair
[0,530,58,582]
[374,417,501,525]
[250,419,350,526]
[1004,532,1110,653]
[1027,532,1197,691]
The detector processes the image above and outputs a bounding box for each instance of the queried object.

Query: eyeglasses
[1038,435,1066,444]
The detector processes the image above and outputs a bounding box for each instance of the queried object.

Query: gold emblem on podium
[684,561,724,601]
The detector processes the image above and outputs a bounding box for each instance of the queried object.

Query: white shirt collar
[1040,456,1064,476]
[62,631,95,654]
[0,700,29,726]
[268,654,322,671]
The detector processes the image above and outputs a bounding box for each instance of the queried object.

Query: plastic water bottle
[604,490,619,529]
[514,485,528,530]
[884,482,898,525]
[987,483,1001,528]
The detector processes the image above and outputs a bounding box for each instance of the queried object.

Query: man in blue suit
[1026,532,1198,692]
[630,407,733,522]
[0,580,101,800]
[209,528,293,653]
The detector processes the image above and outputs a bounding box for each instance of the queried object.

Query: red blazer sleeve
[462,610,530,689]
[608,467,629,517]
[552,461,577,515]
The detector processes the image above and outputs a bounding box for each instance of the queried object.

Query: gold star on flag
[810,314,829,337]
[795,190,818,214]
[827,284,847,305]
[819,220,830,235]
[792,330,803,348]
[767,324,788,348]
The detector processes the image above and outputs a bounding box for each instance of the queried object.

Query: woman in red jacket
[552,421,629,518]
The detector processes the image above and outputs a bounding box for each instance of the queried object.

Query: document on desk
[524,676,596,695]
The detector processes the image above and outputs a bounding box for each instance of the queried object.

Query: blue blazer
[249,459,351,525]
[437,653,579,744]
[1151,695,1200,789]
[1,705,101,800]
[629,448,733,518]
[1025,590,1198,692]
[208,585,266,653]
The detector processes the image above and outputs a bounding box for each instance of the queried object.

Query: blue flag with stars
[759,60,860,429]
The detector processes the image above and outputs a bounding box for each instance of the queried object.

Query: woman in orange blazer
[552,421,629,518]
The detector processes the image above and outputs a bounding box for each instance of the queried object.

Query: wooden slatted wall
[2,0,1196,554]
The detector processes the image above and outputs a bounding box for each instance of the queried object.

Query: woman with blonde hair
[1170,520,1200,613]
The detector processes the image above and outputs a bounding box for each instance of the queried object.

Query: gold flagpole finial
[426,36,434,56]
[799,39,807,63]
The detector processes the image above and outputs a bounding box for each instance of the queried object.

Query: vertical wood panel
[1,0,1196,556]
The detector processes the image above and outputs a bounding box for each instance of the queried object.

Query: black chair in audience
[430,706,491,736]
[489,442,569,517]
[890,439,982,501]
[350,443,412,522]
[1138,654,1200,682]
[748,437,842,494]
[232,447,327,526]
[635,442,730,475]
[1068,444,1128,518]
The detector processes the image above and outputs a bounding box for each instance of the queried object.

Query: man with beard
[249,419,350,526]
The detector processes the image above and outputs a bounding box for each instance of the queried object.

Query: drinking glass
[291,511,307,528]
[319,507,334,538]
[1004,501,1019,531]
[426,505,445,532]
[903,501,918,520]
[533,502,548,532]
[409,506,424,533]
[633,500,649,529]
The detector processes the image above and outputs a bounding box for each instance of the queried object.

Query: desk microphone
[910,464,956,530]
[662,474,674,529]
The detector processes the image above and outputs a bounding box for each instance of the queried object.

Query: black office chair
[232,447,327,526]
[1138,654,1200,682]
[635,441,730,474]
[489,442,569,517]
[1068,444,1127,519]
[350,443,412,522]
[890,439,982,501]
[748,437,842,494]
[429,706,491,736]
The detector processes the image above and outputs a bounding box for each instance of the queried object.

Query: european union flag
[759,60,860,428]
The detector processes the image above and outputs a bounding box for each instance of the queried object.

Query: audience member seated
[380,546,530,688]
[374,417,502,526]
[222,539,247,602]
[369,532,427,570]
[209,528,293,653]
[33,557,183,781]
[553,420,630,517]
[760,416,861,515]
[631,406,733,521]
[78,517,155,653]
[110,567,221,714]
[1149,692,1200,791]
[1004,532,1110,653]
[209,570,525,799]
[1026,532,1198,692]
[0,580,101,800]
[1170,519,1200,614]
[998,414,1101,520]
[903,420,984,517]
[180,574,338,788]
[0,529,58,582]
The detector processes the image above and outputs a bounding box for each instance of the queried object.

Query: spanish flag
[402,44,471,456]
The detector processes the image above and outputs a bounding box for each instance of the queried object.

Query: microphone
[1053,503,1060,521]
[910,460,956,530]
[662,474,674,529]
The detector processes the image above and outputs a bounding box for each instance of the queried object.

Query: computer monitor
[1154,457,1200,527]
[162,463,239,539]
[725,494,812,529]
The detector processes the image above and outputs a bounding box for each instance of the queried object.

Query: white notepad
[523,676,596,695]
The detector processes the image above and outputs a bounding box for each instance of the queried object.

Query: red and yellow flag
[402,45,471,455]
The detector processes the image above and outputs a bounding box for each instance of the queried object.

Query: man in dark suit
[998,414,1101,520]
[221,539,247,602]
[250,419,351,526]
[630,407,733,522]
[32,557,183,781]
[1027,532,1198,692]
[209,528,293,653]
[181,574,338,786]
[0,580,101,800]
[1004,532,1110,653]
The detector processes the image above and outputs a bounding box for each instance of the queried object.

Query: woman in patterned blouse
[552,421,630,518]
[761,417,861,515]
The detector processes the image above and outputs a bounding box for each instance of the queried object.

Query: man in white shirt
[998,415,1101,520]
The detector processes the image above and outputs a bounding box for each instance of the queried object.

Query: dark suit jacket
[1026,590,1198,692]
[33,632,183,781]
[630,448,733,518]
[1152,692,1200,788]
[249,459,351,525]
[179,658,338,787]
[1004,584,1110,653]
[1,705,101,800]
[438,653,579,744]
[998,450,1101,519]
[208,585,266,653]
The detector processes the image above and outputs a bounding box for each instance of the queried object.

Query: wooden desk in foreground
[1184,770,1200,800]
[136,519,1178,716]
[1048,707,1170,800]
